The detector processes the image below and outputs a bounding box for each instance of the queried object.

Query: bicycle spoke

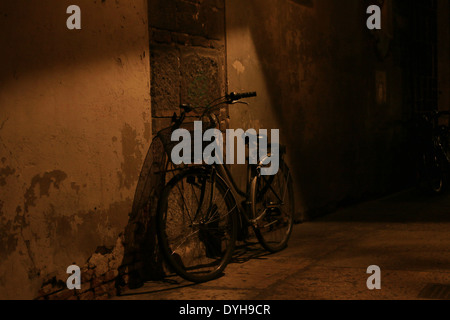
[157,167,237,283]
[206,188,230,220]
[252,161,294,253]
[176,180,194,223]
[171,229,201,254]
[205,204,236,225]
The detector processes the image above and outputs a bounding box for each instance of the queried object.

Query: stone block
[48,289,77,301]
[38,283,57,297]
[173,32,190,46]
[91,274,106,288]
[191,36,211,48]
[150,45,181,118]
[152,29,172,44]
[199,1,225,40]
[88,253,110,277]
[78,290,95,301]
[180,49,224,109]
[152,118,173,136]
[176,0,205,37]
[94,282,115,297]
[94,294,110,301]
[81,268,95,284]
[104,269,119,282]
[148,0,177,30]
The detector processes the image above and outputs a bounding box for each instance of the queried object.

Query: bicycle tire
[251,159,294,253]
[156,167,238,283]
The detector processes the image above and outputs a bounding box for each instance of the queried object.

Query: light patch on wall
[226,24,277,130]
[232,60,246,75]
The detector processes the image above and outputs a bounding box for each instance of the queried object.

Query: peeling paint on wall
[144,122,152,143]
[0,166,15,186]
[0,200,19,260]
[118,124,144,190]
[24,171,68,213]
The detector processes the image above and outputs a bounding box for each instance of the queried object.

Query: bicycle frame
[212,158,288,231]
[158,91,287,231]
[154,91,295,283]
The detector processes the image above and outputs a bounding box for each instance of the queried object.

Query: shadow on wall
[226,0,413,220]
[116,137,167,291]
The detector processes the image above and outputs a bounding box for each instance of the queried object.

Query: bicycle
[155,92,295,283]
[415,110,450,194]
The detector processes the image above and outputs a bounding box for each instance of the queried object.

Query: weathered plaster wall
[226,0,410,220]
[0,0,150,299]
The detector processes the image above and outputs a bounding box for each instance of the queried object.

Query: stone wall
[148,0,227,135]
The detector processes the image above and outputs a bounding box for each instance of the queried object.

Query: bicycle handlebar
[226,91,257,102]
[171,91,257,129]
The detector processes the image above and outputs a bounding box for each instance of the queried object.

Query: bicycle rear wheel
[251,160,294,253]
[157,167,238,282]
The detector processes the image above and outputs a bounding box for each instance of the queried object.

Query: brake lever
[230,101,249,105]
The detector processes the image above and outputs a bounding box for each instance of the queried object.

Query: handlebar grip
[228,91,257,101]
[240,91,257,99]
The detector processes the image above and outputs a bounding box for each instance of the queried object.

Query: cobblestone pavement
[114,189,450,300]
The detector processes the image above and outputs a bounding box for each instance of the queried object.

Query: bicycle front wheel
[157,167,238,283]
[251,160,294,253]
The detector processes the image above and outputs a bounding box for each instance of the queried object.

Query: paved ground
[115,188,450,300]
